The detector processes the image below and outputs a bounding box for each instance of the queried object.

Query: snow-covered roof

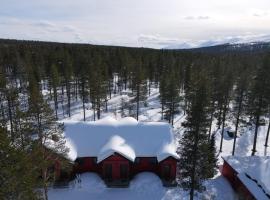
[64,116,179,163]
[223,156,270,199]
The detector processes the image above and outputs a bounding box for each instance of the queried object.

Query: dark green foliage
[159,70,181,125]
[129,63,148,120]
[178,73,217,200]
[0,127,41,200]
[247,55,270,155]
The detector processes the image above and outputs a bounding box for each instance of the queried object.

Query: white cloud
[184,16,210,20]
[198,16,210,20]
[0,0,270,48]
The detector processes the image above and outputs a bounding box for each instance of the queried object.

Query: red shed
[221,156,270,200]
[64,116,179,187]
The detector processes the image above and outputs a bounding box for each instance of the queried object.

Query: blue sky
[0,0,270,48]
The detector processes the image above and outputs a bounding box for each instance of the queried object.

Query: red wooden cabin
[221,156,270,200]
[64,117,179,187]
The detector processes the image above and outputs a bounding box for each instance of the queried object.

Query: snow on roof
[63,116,179,163]
[97,135,136,163]
[238,173,269,200]
[223,156,270,199]
[43,136,78,161]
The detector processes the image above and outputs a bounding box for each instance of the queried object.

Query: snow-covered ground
[47,86,269,200]
[49,172,236,200]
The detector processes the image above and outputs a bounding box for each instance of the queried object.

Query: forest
[0,39,270,200]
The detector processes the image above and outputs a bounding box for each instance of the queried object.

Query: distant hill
[179,42,270,53]
[1,38,270,54]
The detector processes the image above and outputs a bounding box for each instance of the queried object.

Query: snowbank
[63,116,179,162]
[48,172,235,200]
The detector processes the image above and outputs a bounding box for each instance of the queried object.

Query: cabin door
[120,164,128,180]
[104,164,112,181]
[161,164,171,181]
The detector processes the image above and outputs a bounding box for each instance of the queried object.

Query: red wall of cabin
[74,157,98,173]
[101,154,130,180]
[222,161,256,200]
[221,161,239,189]
[131,157,158,175]
[73,155,178,182]
[158,157,177,180]
[237,183,256,200]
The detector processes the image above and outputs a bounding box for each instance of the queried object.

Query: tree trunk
[97,100,101,120]
[105,98,108,112]
[252,114,260,156]
[148,80,151,96]
[252,96,263,156]
[217,106,222,129]
[61,83,64,95]
[265,119,270,147]
[43,169,48,200]
[82,81,86,121]
[61,95,65,118]
[136,85,140,121]
[190,187,194,200]
[75,78,78,101]
[1,101,6,124]
[219,103,228,152]
[82,98,85,122]
[208,111,214,141]
[53,87,58,119]
[49,84,52,100]
[171,102,175,126]
[184,99,187,115]
[161,103,164,120]
[93,104,96,121]
[190,125,200,200]
[7,95,14,139]
[232,93,243,155]
[109,79,112,99]
[66,81,71,117]
[114,76,117,94]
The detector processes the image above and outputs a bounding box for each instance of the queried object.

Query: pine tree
[232,69,249,155]
[28,74,69,200]
[0,127,40,200]
[218,68,233,153]
[50,64,60,118]
[88,55,107,120]
[178,73,216,200]
[129,62,147,120]
[159,71,181,125]
[206,133,218,178]
[248,56,270,155]
[0,69,7,125]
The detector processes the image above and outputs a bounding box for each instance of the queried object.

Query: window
[149,157,157,165]
[120,164,128,179]
[104,164,112,180]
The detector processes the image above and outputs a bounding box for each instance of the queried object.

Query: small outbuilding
[64,116,179,187]
[221,156,270,200]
